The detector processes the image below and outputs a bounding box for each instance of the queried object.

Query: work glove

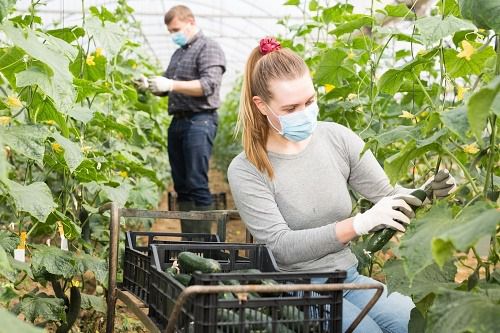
[132,75,149,92]
[352,194,423,236]
[421,169,457,200]
[147,76,173,94]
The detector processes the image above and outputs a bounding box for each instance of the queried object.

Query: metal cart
[100,202,383,333]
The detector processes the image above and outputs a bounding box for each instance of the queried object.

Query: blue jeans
[167,112,217,206]
[311,265,414,333]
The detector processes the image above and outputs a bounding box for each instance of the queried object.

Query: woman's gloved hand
[421,169,457,200]
[352,194,423,236]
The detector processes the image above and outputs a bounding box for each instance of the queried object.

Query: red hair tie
[259,37,281,55]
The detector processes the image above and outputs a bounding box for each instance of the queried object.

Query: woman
[227,37,456,333]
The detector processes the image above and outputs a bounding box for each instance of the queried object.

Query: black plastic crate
[149,243,346,332]
[123,231,220,304]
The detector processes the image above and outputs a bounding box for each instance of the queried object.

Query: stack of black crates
[123,231,346,333]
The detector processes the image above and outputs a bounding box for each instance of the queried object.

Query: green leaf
[0,244,15,281]
[15,64,75,114]
[321,4,353,24]
[399,204,456,281]
[431,203,500,265]
[0,47,27,86]
[384,4,414,17]
[459,0,500,32]
[14,292,66,323]
[414,16,476,44]
[80,293,106,313]
[75,253,108,286]
[0,283,18,304]
[73,159,108,183]
[385,259,457,303]
[408,307,426,333]
[51,131,84,173]
[101,183,131,207]
[0,230,19,253]
[314,49,353,86]
[467,77,500,140]
[378,69,411,94]
[46,26,85,43]
[443,45,496,78]
[284,0,300,5]
[373,126,418,146]
[73,78,112,101]
[31,244,76,279]
[30,93,69,137]
[3,179,57,222]
[128,177,159,209]
[0,125,49,163]
[91,112,133,138]
[0,134,9,181]
[46,210,81,240]
[0,21,76,113]
[0,307,44,333]
[0,0,15,22]
[440,106,469,138]
[384,140,438,184]
[85,17,126,59]
[67,105,95,124]
[330,15,373,37]
[308,0,318,11]
[437,0,460,16]
[427,289,500,333]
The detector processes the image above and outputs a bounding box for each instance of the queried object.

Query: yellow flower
[463,143,479,154]
[324,84,335,93]
[347,49,355,59]
[0,116,11,125]
[399,110,416,119]
[44,120,56,126]
[51,142,63,153]
[86,55,96,66]
[457,40,474,61]
[456,85,469,102]
[95,47,104,57]
[131,63,137,69]
[71,279,81,288]
[118,170,128,178]
[6,96,22,108]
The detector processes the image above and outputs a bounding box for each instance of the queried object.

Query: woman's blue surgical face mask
[266,101,319,142]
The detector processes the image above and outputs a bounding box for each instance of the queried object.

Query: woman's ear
[252,96,268,116]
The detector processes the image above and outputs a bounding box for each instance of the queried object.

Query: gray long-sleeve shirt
[228,121,411,273]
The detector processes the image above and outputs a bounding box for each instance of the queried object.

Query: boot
[180,203,214,234]
[178,201,197,234]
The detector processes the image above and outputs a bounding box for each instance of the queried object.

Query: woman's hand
[421,169,457,200]
[351,194,422,236]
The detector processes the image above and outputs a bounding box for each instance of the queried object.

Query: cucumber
[365,189,427,253]
[173,273,192,286]
[165,266,178,275]
[178,251,222,274]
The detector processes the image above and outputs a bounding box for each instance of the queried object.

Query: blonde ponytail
[236,42,308,179]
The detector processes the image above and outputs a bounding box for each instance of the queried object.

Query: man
[145,5,226,233]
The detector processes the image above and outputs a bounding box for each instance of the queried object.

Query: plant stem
[483,115,497,197]
[412,72,436,109]
[484,35,500,197]
[441,146,480,195]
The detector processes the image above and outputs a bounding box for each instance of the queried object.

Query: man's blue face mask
[172,31,188,47]
[266,101,319,142]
